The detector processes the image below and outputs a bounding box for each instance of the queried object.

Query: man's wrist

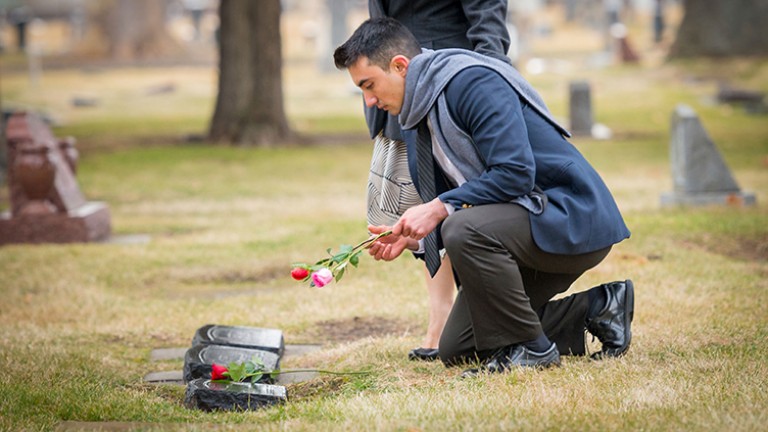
[430,198,450,220]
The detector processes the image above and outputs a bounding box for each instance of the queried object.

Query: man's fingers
[391,221,403,237]
[370,224,394,234]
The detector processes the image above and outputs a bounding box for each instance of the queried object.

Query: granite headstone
[661,104,756,206]
[0,111,111,244]
[192,324,284,356]
[184,378,287,412]
[183,344,280,383]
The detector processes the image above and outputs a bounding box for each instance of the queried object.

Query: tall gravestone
[0,112,111,244]
[569,80,593,136]
[661,104,756,207]
[0,115,7,186]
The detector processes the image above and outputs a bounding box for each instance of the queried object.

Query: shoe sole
[408,349,439,362]
[613,279,634,357]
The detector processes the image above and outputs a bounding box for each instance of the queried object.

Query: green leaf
[251,356,265,369]
[314,258,331,267]
[226,361,247,382]
[335,267,345,282]
[350,251,361,267]
[339,244,353,254]
[250,372,264,383]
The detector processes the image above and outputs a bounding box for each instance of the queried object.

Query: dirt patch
[176,265,287,285]
[304,316,416,345]
[681,234,768,262]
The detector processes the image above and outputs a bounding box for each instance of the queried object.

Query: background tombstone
[661,104,756,207]
[653,0,665,44]
[0,111,111,244]
[318,0,351,73]
[569,80,593,136]
[610,23,640,64]
[192,324,284,356]
[0,113,7,185]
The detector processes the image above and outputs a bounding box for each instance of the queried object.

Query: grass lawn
[1,21,767,432]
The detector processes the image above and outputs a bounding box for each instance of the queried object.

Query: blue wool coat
[400,58,630,255]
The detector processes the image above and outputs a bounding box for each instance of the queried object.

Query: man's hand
[393,198,449,241]
[366,224,417,261]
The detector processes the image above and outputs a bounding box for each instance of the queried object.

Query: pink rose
[211,363,229,381]
[311,268,333,288]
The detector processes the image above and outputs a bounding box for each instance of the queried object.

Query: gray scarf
[400,48,568,136]
[399,49,569,214]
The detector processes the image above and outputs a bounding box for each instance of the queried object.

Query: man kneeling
[334,18,634,376]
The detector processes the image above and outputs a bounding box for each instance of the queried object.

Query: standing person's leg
[416,255,455,349]
[367,134,455,361]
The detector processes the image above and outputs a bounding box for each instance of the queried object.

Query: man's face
[348,55,408,115]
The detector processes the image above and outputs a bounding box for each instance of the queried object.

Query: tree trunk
[209,0,291,146]
[669,0,768,58]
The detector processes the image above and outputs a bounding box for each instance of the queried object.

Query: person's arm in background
[461,0,511,62]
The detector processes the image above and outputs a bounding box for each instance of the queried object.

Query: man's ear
[390,55,410,76]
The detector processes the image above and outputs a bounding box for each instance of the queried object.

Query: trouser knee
[441,211,475,259]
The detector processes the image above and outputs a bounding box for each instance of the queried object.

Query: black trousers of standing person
[438,203,611,365]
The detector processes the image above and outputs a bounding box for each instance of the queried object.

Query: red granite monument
[0,112,111,245]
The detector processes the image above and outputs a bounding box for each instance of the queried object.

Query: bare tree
[208,0,291,146]
[669,0,768,58]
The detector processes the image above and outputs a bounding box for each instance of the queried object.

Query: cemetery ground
[1,48,768,431]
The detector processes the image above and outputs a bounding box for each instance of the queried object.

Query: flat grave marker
[183,344,280,383]
[184,379,287,412]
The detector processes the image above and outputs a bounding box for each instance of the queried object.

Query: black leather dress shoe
[461,343,561,378]
[408,347,439,361]
[587,279,634,359]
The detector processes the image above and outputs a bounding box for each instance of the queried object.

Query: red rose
[211,363,228,381]
[291,267,309,280]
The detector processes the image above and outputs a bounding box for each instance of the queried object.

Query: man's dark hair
[333,17,421,70]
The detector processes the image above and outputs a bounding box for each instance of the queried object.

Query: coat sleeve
[460,0,511,62]
[437,67,536,211]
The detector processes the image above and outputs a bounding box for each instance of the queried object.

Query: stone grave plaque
[183,344,280,383]
[143,370,184,385]
[192,324,284,356]
[184,378,286,412]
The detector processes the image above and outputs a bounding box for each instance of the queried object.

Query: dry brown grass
[1,4,767,430]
